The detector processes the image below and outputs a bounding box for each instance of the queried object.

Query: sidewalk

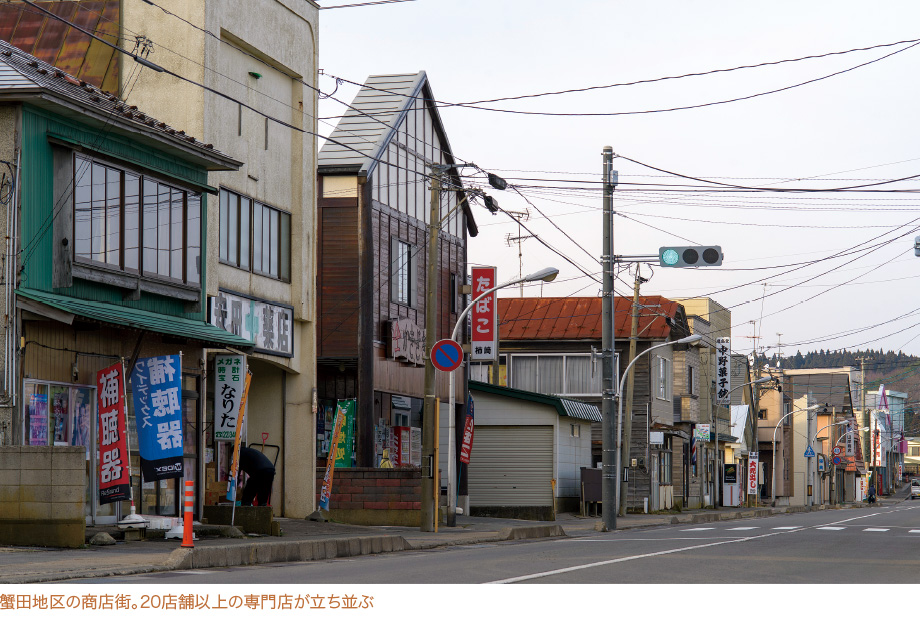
[0,501,881,584]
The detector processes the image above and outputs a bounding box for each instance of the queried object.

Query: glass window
[539,356,564,394]
[218,188,291,282]
[73,154,202,286]
[186,194,201,285]
[392,239,413,306]
[511,356,538,393]
[565,356,600,395]
[656,356,671,401]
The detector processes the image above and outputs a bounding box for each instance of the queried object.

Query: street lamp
[712,375,773,508]
[444,267,559,526]
[771,404,820,505]
[613,334,702,521]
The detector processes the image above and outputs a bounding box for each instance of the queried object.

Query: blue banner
[131,355,184,481]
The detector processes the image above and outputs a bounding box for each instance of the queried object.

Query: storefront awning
[17,288,255,351]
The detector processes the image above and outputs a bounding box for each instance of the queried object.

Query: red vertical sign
[97,362,131,504]
[470,266,497,361]
[459,395,475,464]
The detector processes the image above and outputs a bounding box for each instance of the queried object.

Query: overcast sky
[317,0,920,359]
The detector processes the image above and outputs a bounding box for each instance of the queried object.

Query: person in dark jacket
[239,445,275,506]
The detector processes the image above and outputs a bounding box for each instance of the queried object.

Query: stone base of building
[315,467,422,526]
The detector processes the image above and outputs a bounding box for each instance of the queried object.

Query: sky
[316,0,920,360]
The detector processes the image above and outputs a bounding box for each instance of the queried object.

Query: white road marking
[171,570,214,575]
[726,527,759,531]
[909,530,920,534]
[561,536,746,542]
[489,510,910,584]
[771,526,800,530]
[816,527,845,531]
[681,527,715,531]
[863,528,889,532]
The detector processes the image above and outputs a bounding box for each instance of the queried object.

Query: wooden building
[316,72,477,468]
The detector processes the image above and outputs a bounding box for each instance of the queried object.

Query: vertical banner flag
[715,337,731,406]
[227,371,252,502]
[470,266,497,361]
[97,362,131,504]
[28,392,48,446]
[333,399,356,468]
[131,355,183,481]
[747,452,759,496]
[214,355,247,442]
[319,400,349,511]
[460,395,475,464]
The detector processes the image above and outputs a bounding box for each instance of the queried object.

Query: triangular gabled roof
[318,71,457,176]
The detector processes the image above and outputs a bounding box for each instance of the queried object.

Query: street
[66,500,920,584]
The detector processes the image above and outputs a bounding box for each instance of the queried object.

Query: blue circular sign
[832,456,842,466]
[431,339,463,372]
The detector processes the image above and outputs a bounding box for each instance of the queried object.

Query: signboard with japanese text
[845,422,855,457]
[470,266,498,361]
[715,337,731,405]
[130,355,183,481]
[747,452,759,495]
[209,289,294,357]
[28,393,48,446]
[387,317,425,366]
[874,428,882,467]
[227,371,252,503]
[694,424,711,442]
[460,395,475,464]
[214,355,247,442]
[97,362,130,504]
[319,401,348,511]
[333,399,356,468]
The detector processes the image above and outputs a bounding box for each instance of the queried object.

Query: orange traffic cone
[181,479,195,548]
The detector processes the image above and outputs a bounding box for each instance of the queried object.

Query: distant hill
[754,348,920,435]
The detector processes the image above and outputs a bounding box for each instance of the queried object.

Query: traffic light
[914,235,920,257]
[659,246,723,268]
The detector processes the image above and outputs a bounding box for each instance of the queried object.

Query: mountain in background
[753,348,920,435]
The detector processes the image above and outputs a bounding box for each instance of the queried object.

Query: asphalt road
[67,498,920,584]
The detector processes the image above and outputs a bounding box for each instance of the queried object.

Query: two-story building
[0,39,253,524]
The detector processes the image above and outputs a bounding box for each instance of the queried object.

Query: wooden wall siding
[316,364,358,401]
[317,204,359,357]
[625,411,650,509]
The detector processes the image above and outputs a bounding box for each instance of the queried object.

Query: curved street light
[445,267,559,524]
[771,404,820,506]
[614,333,702,518]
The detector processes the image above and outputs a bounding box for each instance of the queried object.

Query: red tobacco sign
[470,266,497,361]
[97,362,131,504]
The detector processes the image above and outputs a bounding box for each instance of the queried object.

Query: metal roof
[0,39,240,170]
[318,72,427,173]
[498,296,681,341]
[17,288,255,351]
[469,380,601,422]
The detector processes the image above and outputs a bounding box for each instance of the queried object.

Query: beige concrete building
[122,0,319,518]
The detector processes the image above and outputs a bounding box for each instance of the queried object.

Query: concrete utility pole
[420,167,441,533]
[619,269,643,516]
[806,404,815,507]
[601,146,618,531]
[857,355,871,491]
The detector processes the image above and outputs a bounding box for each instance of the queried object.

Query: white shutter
[468,425,554,507]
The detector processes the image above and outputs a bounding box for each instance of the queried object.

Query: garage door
[468,425,554,507]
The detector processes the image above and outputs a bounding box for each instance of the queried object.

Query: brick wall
[315,468,421,526]
[0,446,85,548]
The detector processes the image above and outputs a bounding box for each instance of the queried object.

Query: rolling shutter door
[468,425,554,507]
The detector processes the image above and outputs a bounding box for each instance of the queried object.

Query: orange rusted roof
[0,1,119,94]
[497,296,681,341]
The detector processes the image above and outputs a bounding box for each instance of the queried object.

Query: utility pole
[857,355,871,492]
[619,268,644,516]
[503,209,531,297]
[420,167,441,532]
[601,146,617,531]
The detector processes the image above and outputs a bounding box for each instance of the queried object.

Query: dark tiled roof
[0,38,237,165]
[497,296,681,341]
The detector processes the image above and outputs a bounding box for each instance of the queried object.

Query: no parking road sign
[430,339,463,372]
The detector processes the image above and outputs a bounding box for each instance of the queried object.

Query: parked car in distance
[911,479,920,500]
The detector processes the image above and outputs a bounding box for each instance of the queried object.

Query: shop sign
[460,395,475,464]
[715,337,731,405]
[470,266,498,361]
[226,371,252,503]
[214,355,247,442]
[387,317,425,365]
[319,400,349,511]
[845,421,855,457]
[747,452,759,495]
[817,453,826,472]
[131,355,184,481]
[209,290,294,357]
[334,399,356,468]
[694,424,711,442]
[723,463,738,484]
[97,362,131,505]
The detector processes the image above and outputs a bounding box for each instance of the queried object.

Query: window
[218,188,291,282]
[910,446,919,457]
[659,439,672,485]
[758,409,767,420]
[507,354,604,396]
[74,154,200,285]
[656,356,672,401]
[687,365,697,396]
[449,273,459,314]
[571,424,580,438]
[390,239,415,306]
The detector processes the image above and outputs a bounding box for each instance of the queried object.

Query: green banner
[334,399,356,468]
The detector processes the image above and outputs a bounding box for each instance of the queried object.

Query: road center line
[488,509,913,584]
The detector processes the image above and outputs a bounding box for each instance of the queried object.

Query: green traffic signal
[658,246,723,268]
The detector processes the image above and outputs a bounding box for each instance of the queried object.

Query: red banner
[470,266,497,361]
[97,362,130,504]
[459,395,475,464]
